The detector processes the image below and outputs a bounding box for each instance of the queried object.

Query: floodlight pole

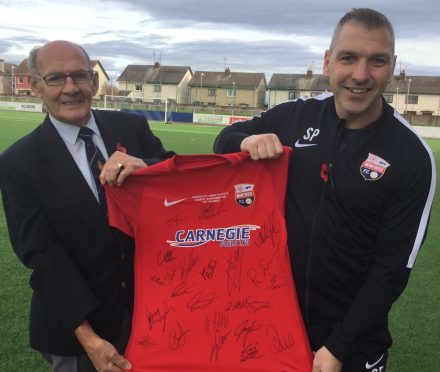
[406,78,412,113]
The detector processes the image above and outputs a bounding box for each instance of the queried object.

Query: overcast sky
[1,0,439,83]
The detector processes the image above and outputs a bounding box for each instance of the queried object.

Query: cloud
[0,0,439,81]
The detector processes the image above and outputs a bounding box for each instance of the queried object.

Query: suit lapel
[93,110,120,156]
[38,116,108,233]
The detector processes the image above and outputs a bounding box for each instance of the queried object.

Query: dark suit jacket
[0,110,172,355]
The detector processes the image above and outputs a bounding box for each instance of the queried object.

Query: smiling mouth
[345,87,370,94]
[62,100,83,105]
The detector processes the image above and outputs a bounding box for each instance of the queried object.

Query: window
[288,91,300,100]
[135,84,142,91]
[406,95,418,104]
[208,88,216,97]
[310,91,321,97]
[227,88,236,97]
[154,84,161,93]
[383,94,393,103]
[18,76,24,84]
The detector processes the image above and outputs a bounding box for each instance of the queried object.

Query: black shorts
[342,350,388,372]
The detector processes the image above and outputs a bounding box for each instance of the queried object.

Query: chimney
[225,67,230,76]
[399,69,406,80]
[0,59,4,73]
[306,66,312,79]
[154,61,161,68]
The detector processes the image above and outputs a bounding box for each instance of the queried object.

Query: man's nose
[352,60,369,83]
[62,76,79,92]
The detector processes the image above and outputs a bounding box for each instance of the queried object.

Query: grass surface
[0,111,439,371]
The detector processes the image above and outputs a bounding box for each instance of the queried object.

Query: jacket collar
[38,115,109,233]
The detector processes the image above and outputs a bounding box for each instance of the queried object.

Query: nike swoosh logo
[164,197,188,207]
[365,353,384,369]
[294,139,317,148]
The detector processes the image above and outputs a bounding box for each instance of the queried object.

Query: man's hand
[240,133,283,160]
[75,321,132,371]
[312,346,343,372]
[100,151,147,187]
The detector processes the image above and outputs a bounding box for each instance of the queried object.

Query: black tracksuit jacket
[213,94,436,362]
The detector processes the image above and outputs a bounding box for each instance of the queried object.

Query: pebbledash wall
[415,126,440,139]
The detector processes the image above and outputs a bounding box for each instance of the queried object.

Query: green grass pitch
[0,111,439,371]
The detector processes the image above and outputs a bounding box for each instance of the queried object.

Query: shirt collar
[50,113,101,145]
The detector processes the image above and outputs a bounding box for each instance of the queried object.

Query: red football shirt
[106,148,312,371]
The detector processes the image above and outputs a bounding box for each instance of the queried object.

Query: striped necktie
[78,127,107,215]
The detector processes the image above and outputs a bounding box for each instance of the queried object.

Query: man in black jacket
[0,40,173,371]
[214,8,436,372]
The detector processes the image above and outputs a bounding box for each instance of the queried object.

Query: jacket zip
[303,118,345,331]
[303,179,327,330]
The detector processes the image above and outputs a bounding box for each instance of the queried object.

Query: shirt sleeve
[105,176,146,237]
[325,143,436,361]
[268,146,293,212]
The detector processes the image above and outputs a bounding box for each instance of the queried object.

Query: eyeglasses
[34,70,95,86]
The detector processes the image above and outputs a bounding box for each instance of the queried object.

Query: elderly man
[0,40,173,371]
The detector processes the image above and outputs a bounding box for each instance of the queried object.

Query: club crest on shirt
[234,183,255,207]
[360,153,390,181]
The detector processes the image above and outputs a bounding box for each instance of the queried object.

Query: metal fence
[93,99,264,118]
[0,95,41,104]
[1,95,438,126]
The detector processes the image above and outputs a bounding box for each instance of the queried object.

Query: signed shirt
[106,148,313,371]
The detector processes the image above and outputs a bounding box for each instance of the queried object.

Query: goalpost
[103,95,174,123]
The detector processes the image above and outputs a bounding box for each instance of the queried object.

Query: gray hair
[28,41,92,75]
[329,8,395,54]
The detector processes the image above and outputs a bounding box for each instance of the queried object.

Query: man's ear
[92,72,99,96]
[323,50,331,77]
[30,77,41,97]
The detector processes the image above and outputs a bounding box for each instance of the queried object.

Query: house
[10,58,109,99]
[0,59,17,95]
[187,68,267,108]
[13,59,33,96]
[267,68,330,107]
[268,69,440,121]
[384,70,440,119]
[90,59,110,99]
[117,62,193,105]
